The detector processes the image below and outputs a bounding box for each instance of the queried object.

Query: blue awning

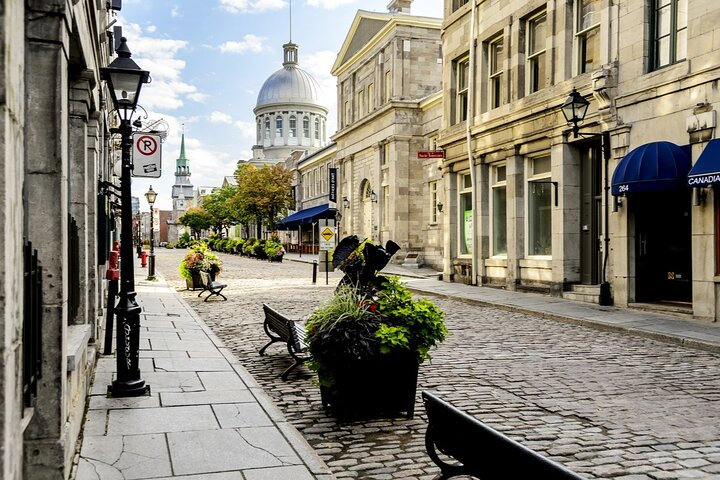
[611,141,691,195]
[276,203,333,230]
[688,139,720,187]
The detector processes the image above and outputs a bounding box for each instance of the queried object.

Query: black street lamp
[145,185,157,281]
[561,88,612,306]
[101,37,151,397]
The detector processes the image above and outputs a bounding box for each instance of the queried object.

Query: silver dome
[255,43,325,109]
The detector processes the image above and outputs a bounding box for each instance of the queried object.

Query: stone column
[552,138,581,294]
[505,150,524,290]
[24,2,70,477]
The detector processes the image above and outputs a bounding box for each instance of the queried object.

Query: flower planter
[318,350,419,420]
[186,272,204,290]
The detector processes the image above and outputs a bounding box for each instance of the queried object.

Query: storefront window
[528,156,552,256]
[492,165,507,256]
[459,173,473,255]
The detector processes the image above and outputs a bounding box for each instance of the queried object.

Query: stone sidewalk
[73,265,335,480]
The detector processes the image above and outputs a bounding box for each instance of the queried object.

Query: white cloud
[218,34,267,54]
[187,92,209,103]
[234,120,257,142]
[146,25,157,33]
[219,0,286,14]
[170,5,180,17]
[302,50,338,136]
[210,111,233,123]
[306,0,356,9]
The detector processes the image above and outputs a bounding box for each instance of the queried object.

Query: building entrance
[632,190,692,304]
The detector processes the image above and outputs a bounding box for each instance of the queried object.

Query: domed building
[251,42,329,165]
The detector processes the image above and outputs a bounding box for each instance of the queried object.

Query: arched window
[314,117,320,140]
[264,117,270,138]
[289,115,297,138]
[303,116,310,138]
[257,119,262,140]
[276,116,283,138]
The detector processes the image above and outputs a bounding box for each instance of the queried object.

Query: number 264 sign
[132,132,162,178]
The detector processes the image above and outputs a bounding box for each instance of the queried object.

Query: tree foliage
[233,163,293,230]
[178,207,213,239]
[202,184,237,235]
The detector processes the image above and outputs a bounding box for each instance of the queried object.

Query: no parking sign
[132,132,162,178]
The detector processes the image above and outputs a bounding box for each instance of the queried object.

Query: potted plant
[178,243,223,290]
[306,236,447,420]
[265,234,285,262]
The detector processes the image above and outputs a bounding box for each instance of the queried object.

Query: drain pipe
[467,0,478,286]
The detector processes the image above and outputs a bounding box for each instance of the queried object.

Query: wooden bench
[422,391,585,480]
[198,271,227,302]
[259,303,311,380]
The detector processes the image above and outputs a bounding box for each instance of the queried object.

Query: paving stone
[153,249,720,480]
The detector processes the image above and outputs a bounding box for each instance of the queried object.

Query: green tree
[178,207,213,239]
[202,184,237,236]
[233,163,293,231]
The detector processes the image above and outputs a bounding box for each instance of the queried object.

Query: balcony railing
[22,240,43,410]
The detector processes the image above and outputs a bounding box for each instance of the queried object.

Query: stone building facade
[438,0,720,320]
[331,4,444,267]
[0,0,116,477]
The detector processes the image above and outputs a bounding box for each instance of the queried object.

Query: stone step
[562,290,599,304]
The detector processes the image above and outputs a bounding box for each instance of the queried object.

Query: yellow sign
[321,227,334,241]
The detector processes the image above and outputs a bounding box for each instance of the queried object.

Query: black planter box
[318,351,419,420]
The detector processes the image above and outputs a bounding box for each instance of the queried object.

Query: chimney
[387,0,412,14]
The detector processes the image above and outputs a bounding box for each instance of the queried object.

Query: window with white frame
[575,0,600,74]
[489,35,504,109]
[382,185,390,225]
[459,172,473,255]
[257,119,261,141]
[528,156,552,256]
[320,165,327,193]
[303,116,310,138]
[314,117,320,140]
[381,143,390,166]
[452,0,469,11]
[651,0,687,70]
[302,173,308,198]
[264,117,270,138]
[430,181,439,224]
[275,116,283,138]
[491,165,507,256]
[527,12,547,94]
[289,115,297,138]
[453,56,469,124]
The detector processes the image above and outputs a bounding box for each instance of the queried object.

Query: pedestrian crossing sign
[320,226,336,251]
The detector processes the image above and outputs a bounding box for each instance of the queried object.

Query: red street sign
[418,150,445,159]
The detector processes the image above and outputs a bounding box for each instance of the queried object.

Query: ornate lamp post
[561,88,612,306]
[101,37,151,397]
[145,185,157,280]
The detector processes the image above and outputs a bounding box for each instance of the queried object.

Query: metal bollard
[312,260,318,284]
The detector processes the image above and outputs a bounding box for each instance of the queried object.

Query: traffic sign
[132,132,162,178]
[319,226,336,251]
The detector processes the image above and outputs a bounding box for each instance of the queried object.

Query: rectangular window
[651,0,687,70]
[302,173,308,199]
[384,70,392,102]
[489,36,504,109]
[344,101,350,127]
[459,172,473,256]
[320,166,327,193]
[452,0,469,11]
[430,181,438,224]
[368,83,375,111]
[382,185,390,225]
[528,156,552,256]
[491,165,507,256]
[454,57,469,124]
[575,0,601,74]
[303,117,310,138]
[357,90,364,118]
[527,12,547,94]
[289,116,297,138]
[381,143,390,166]
[275,116,283,138]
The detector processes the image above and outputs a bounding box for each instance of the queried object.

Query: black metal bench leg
[259,338,279,356]
[281,359,302,381]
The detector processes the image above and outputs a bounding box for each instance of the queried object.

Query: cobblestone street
[154,248,720,480]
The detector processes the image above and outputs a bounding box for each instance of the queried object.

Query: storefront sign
[418,150,445,159]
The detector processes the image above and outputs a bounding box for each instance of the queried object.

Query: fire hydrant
[141,251,148,268]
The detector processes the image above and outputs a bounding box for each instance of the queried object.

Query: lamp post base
[599,281,613,306]
[108,381,151,397]
[147,254,156,280]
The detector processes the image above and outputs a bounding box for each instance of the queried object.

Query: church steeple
[176,133,190,176]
